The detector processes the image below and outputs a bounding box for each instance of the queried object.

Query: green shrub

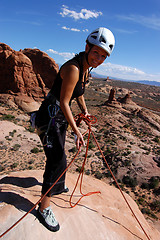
[124,160,131,166]
[76,166,85,173]
[26,126,35,133]
[150,200,160,211]
[9,130,16,137]
[69,147,77,153]
[88,141,95,149]
[138,197,145,205]
[141,207,150,215]
[28,159,35,164]
[5,136,12,141]
[122,175,138,188]
[0,166,5,172]
[141,208,158,220]
[11,162,18,169]
[141,182,149,190]
[31,147,39,153]
[11,144,21,151]
[153,187,160,196]
[149,177,159,189]
[124,124,130,128]
[28,165,33,170]
[85,169,90,175]
[1,114,15,121]
[94,171,103,180]
[153,136,159,143]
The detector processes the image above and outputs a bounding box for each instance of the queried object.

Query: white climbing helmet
[86,27,115,56]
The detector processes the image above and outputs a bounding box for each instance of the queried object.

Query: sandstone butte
[0,170,160,240]
[0,43,59,112]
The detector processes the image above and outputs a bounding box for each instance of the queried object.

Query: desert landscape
[0,43,160,239]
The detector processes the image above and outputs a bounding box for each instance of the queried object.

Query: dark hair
[86,40,94,48]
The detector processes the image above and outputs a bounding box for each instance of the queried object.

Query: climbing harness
[0,114,151,240]
[42,103,60,148]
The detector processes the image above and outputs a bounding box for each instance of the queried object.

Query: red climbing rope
[69,115,101,208]
[71,113,151,240]
[0,113,151,240]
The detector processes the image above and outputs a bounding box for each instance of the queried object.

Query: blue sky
[1,0,160,82]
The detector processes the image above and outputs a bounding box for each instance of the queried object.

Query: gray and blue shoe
[37,205,60,232]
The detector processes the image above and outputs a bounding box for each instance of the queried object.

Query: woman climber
[35,27,115,232]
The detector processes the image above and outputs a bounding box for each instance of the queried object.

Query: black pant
[36,97,68,197]
[40,122,67,196]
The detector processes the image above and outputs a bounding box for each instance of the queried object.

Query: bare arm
[76,95,89,116]
[59,64,85,149]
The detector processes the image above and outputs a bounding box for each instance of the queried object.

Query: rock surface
[22,48,58,90]
[0,170,160,240]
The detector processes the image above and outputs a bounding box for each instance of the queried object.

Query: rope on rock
[0,113,151,240]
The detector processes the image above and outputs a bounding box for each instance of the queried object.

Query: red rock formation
[0,43,59,100]
[117,93,133,104]
[107,88,116,103]
[22,48,59,89]
[104,88,121,107]
[0,43,59,112]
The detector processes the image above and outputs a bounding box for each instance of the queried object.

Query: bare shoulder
[60,60,80,79]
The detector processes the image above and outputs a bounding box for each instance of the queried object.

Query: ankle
[40,196,50,212]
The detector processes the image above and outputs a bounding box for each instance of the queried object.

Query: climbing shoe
[37,206,60,232]
[62,186,69,193]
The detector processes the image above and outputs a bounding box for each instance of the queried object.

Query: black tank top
[50,52,87,102]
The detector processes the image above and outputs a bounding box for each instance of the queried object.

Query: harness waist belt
[46,92,60,106]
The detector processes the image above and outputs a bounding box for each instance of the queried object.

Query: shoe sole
[37,209,60,232]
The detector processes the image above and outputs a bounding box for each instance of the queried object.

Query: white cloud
[102,63,145,75]
[94,62,160,82]
[117,14,160,30]
[62,26,80,32]
[46,50,160,82]
[47,49,75,61]
[82,29,89,32]
[60,5,102,20]
[61,26,88,32]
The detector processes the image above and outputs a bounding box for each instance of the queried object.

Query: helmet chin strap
[85,51,93,74]
[85,43,93,66]
[85,51,90,66]
[88,67,93,74]
[85,46,94,74]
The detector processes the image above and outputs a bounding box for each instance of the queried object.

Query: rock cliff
[0,43,59,112]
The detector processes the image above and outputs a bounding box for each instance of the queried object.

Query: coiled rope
[0,113,151,240]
